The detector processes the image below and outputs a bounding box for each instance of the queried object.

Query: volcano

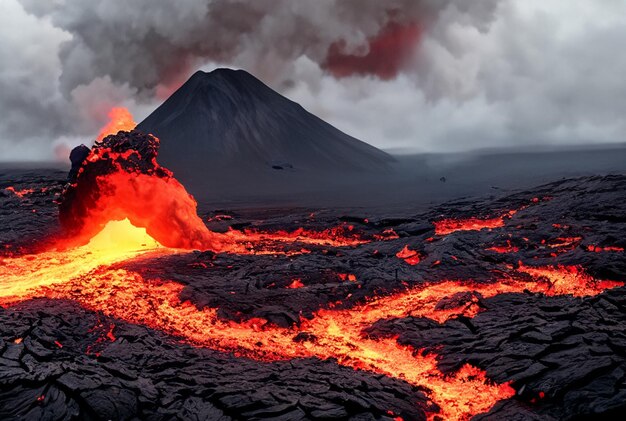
[137,69,393,189]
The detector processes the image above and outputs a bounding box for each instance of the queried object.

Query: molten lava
[5,118,624,420]
[0,219,169,302]
[64,170,229,250]
[586,245,624,253]
[434,210,518,236]
[60,129,235,251]
[0,219,622,421]
[4,186,35,199]
[547,237,582,251]
[286,278,305,289]
[97,107,136,140]
[227,225,369,248]
[516,263,622,295]
[486,240,520,254]
[396,245,422,265]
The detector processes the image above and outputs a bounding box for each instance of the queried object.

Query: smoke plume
[2,0,625,160]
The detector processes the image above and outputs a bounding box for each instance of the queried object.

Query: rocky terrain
[1,166,625,420]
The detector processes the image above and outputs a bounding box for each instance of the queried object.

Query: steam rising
[2,0,625,160]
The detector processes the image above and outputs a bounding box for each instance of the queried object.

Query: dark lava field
[1,167,625,421]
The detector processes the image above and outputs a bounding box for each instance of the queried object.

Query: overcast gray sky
[1,0,625,161]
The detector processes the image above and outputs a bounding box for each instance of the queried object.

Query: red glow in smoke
[324,22,421,80]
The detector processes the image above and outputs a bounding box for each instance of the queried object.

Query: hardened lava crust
[0,171,625,421]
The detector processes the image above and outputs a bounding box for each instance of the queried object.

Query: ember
[286,278,305,289]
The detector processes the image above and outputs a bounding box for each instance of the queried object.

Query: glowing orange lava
[586,245,624,253]
[228,225,369,248]
[62,124,239,251]
[63,170,231,251]
[286,278,305,289]
[434,210,518,236]
[0,220,622,421]
[97,107,136,140]
[396,245,422,265]
[4,186,35,198]
[547,237,582,251]
[0,219,169,302]
[516,263,622,295]
[486,240,519,254]
[338,273,357,282]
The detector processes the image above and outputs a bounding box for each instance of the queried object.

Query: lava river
[0,216,622,421]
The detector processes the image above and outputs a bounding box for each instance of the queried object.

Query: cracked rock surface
[1,171,625,420]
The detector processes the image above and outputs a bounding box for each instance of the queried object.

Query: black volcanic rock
[59,131,170,239]
[67,144,90,181]
[137,69,393,181]
[2,172,626,419]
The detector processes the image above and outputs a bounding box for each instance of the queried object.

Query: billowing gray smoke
[1,0,501,159]
[2,0,625,160]
[20,0,500,96]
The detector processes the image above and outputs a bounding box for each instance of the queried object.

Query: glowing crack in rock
[434,210,518,236]
[4,186,35,199]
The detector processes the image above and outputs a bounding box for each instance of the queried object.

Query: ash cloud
[20,0,491,95]
[1,0,625,160]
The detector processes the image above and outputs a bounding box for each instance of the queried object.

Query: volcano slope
[1,164,626,420]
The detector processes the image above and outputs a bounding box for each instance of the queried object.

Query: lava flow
[434,210,518,236]
[4,186,35,198]
[59,128,241,251]
[396,245,422,265]
[0,219,170,302]
[486,240,520,254]
[226,224,369,248]
[0,230,622,420]
[586,244,625,252]
[1,113,623,420]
